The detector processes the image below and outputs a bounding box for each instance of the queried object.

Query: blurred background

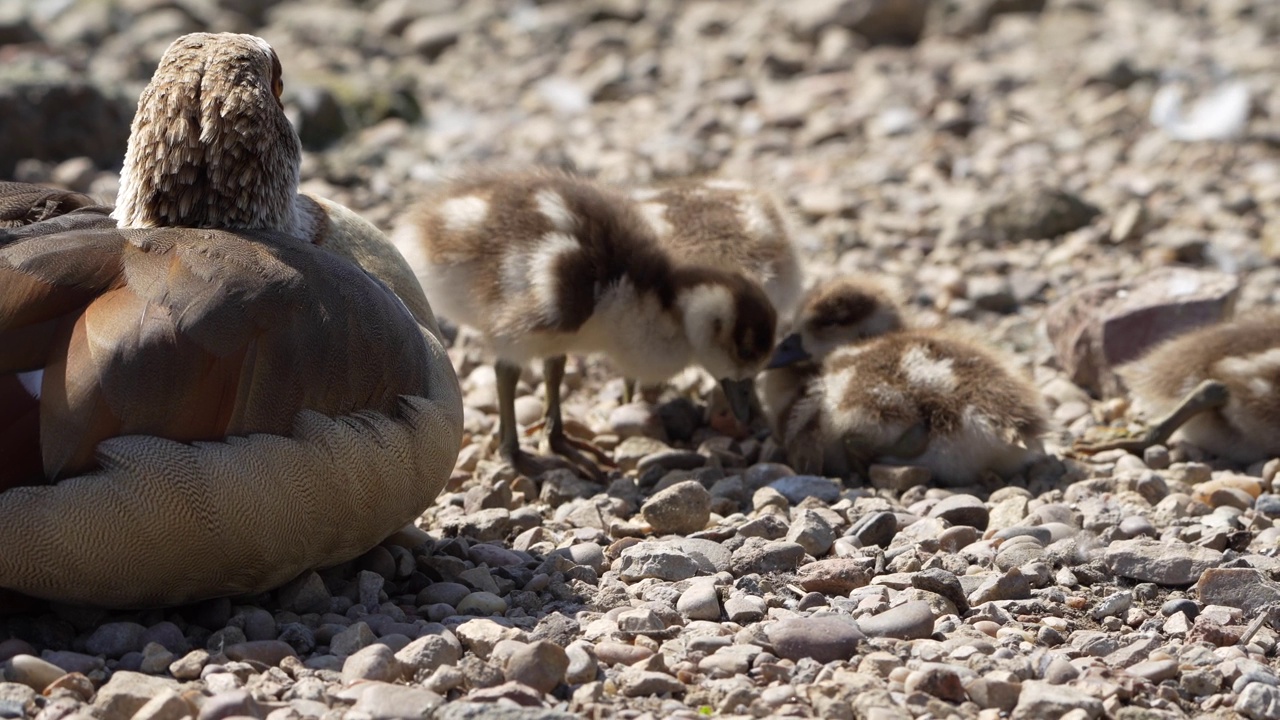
[2,0,1278,344]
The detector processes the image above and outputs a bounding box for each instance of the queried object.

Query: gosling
[1076,313,1280,465]
[393,169,777,479]
[768,276,1047,485]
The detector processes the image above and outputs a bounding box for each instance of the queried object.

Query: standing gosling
[769,277,1047,485]
[627,178,803,416]
[1076,314,1280,464]
[393,169,777,479]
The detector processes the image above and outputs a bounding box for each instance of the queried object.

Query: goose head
[770,276,904,369]
[112,33,301,233]
[675,269,777,421]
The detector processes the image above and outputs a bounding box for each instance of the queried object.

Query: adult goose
[0,33,462,608]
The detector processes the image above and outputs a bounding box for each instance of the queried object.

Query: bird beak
[767,333,810,369]
[719,378,756,424]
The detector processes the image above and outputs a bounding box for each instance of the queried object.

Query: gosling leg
[1075,379,1230,455]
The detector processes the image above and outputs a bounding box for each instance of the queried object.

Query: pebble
[856,601,936,640]
[767,616,865,663]
[641,480,712,535]
[456,591,508,615]
[768,476,841,504]
[676,581,721,621]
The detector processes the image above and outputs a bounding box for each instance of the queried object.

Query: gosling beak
[719,377,756,424]
[767,333,810,369]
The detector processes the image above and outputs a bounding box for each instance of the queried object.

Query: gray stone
[504,640,569,693]
[342,644,404,684]
[1237,683,1280,720]
[769,475,841,504]
[767,616,865,663]
[278,571,332,615]
[91,671,181,720]
[641,480,712,535]
[786,509,836,556]
[617,542,702,582]
[84,621,147,659]
[0,655,62,692]
[730,538,807,575]
[1105,538,1222,585]
[929,494,990,530]
[395,633,462,678]
[1012,680,1104,720]
[856,600,936,640]
[1198,567,1280,615]
[676,582,721,621]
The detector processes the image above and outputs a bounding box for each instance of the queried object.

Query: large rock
[767,616,865,663]
[1197,568,1280,616]
[1043,267,1238,397]
[91,672,183,720]
[1105,538,1222,586]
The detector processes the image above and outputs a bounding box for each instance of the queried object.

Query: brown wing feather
[2,218,433,483]
[0,182,100,228]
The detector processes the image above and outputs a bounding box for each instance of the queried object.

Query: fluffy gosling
[393,169,777,479]
[1076,313,1280,464]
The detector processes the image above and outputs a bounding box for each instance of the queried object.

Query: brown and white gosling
[767,276,1048,485]
[760,275,906,474]
[393,169,777,479]
[1075,313,1280,464]
[626,178,803,419]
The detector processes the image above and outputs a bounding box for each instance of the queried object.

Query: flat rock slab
[1105,538,1222,586]
[1197,567,1280,615]
[1043,267,1238,397]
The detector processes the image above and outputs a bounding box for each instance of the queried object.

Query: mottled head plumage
[112,33,301,231]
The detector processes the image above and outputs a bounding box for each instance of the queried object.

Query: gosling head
[769,276,904,369]
[675,270,777,421]
[112,33,301,232]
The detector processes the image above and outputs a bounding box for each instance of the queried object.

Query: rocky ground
[5,0,1280,718]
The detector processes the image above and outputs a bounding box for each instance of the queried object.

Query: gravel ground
[5,0,1280,718]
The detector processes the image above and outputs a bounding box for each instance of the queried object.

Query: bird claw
[546,432,616,483]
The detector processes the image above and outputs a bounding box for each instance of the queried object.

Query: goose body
[0,33,461,607]
[393,169,777,477]
[767,277,1046,485]
[1099,314,1280,464]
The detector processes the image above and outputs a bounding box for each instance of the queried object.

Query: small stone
[457,591,509,616]
[504,640,569,693]
[593,642,653,666]
[620,669,685,697]
[724,596,766,623]
[84,622,147,659]
[1091,591,1133,620]
[565,642,598,685]
[139,642,175,674]
[1015,679,1105,720]
[857,600,936,640]
[904,665,967,703]
[130,689,193,720]
[1,655,62,692]
[928,494,989,530]
[730,538,806,575]
[848,511,898,547]
[223,640,295,667]
[197,689,262,720]
[617,542,702,582]
[1161,598,1199,620]
[797,558,872,595]
[769,476,840,504]
[767,616,865,663]
[968,567,1032,605]
[786,509,836,556]
[677,582,721,621]
[91,671,181,720]
[277,571,332,615]
[1128,659,1178,682]
[347,682,444,720]
[455,619,527,661]
[342,644,404,684]
[329,622,377,657]
[395,634,462,678]
[641,480,712,535]
[1236,683,1280,720]
[418,582,471,607]
[168,649,209,680]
